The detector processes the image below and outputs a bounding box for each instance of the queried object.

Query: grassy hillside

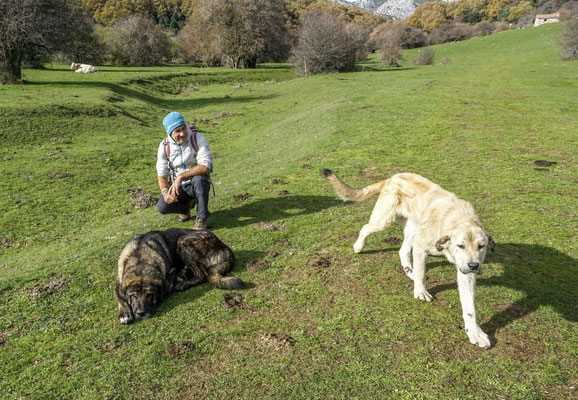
[0,23,576,399]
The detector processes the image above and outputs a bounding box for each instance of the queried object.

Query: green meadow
[0,23,576,399]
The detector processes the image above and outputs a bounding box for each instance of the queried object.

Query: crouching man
[156,112,213,230]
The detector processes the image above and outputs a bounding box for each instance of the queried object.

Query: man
[156,112,213,230]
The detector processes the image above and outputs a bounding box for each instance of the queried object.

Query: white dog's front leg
[353,224,373,253]
[411,248,433,301]
[457,271,491,349]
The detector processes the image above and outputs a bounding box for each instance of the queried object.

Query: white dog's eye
[457,244,465,249]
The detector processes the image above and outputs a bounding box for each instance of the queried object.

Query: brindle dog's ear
[487,232,495,252]
[436,236,451,252]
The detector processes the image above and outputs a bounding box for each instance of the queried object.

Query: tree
[0,0,93,84]
[108,15,170,66]
[290,12,369,75]
[181,0,289,68]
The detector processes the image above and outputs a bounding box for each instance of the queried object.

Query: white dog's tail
[321,168,387,202]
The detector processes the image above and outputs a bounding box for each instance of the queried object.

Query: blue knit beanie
[163,112,186,135]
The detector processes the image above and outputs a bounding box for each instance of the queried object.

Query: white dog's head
[70,63,80,70]
[436,225,494,274]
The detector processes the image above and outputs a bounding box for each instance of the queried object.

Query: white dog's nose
[467,262,480,271]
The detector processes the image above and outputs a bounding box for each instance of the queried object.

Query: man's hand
[168,175,183,198]
[163,190,178,204]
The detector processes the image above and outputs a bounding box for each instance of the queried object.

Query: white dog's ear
[486,232,495,252]
[435,236,451,252]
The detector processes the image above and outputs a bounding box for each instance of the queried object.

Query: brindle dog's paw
[118,311,134,324]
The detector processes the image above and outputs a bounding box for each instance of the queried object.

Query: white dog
[70,62,98,73]
[322,168,495,349]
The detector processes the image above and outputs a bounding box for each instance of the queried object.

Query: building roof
[536,13,560,19]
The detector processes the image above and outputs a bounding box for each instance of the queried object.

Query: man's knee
[157,199,170,214]
[190,175,210,192]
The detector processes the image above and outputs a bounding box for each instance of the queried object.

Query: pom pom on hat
[163,112,186,135]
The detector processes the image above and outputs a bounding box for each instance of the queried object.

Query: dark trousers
[157,175,211,219]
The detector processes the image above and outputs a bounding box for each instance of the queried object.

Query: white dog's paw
[413,288,433,302]
[466,327,491,349]
[353,241,364,253]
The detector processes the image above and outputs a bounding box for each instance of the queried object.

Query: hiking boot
[193,217,208,230]
[178,211,191,222]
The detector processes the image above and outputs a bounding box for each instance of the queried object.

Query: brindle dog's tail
[321,168,387,202]
[207,262,246,290]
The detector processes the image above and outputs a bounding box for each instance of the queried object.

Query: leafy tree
[408,2,450,32]
[0,0,94,84]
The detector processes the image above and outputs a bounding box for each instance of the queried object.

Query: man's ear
[486,232,495,252]
[436,236,451,252]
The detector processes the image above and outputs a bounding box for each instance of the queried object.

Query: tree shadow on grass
[209,195,341,230]
[428,243,578,344]
[25,80,277,110]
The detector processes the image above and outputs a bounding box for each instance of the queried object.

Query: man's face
[171,125,187,144]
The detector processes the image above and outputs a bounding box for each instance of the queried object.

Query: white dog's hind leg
[411,247,433,301]
[457,271,491,349]
[353,193,398,253]
[399,219,416,280]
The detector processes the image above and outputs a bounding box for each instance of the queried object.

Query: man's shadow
[209,195,341,229]
[429,243,578,342]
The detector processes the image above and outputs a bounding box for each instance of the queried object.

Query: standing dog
[322,168,495,349]
[115,228,245,324]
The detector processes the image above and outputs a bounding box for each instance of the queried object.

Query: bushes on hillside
[560,17,578,60]
[428,22,474,44]
[290,12,369,75]
[108,15,170,66]
[414,48,435,65]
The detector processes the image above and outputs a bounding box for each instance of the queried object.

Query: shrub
[560,17,578,60]
[472,21,497,36]
[108,15,170,66]
[290,12,369,75]
[428,22,473,45]
[380,44,404,67]
[414,47,435,65]
[559,1,578,20]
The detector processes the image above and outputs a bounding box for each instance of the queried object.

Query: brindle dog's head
[436,225,495,275]
[117,260,165,324]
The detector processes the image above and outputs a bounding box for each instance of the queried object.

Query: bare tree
[182,0,289,68]
[290,12,369,75]
[0,0,93,84]
[108,15,170,66]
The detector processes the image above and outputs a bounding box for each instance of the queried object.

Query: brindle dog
[115,228,245,324]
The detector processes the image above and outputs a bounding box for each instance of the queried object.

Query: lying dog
[70,62,98,73]
[322,168,495,349]
[115,228,245,324]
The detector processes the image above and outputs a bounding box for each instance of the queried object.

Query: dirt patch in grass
[167,341,196,356]
[251,222,286,232]
[125,187,156,209]
[276,190,290,196]
[363,166,386,180]
[48,173,73,179]
[301,164,313,169]
[309,257,331,268]
[0,238,14,248]
[270,178,283,184]
[222,293,248,310]
[96,340,121,353]
[246,258,271,272]
[267,251,280,258]
[533,160,556,167]
[233,192,252,202]
[51,137,71,144]
[385,237,402,245]
[29,277,67,299]
[259,333,296,350]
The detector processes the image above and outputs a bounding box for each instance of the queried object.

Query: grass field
[0,23,576,399]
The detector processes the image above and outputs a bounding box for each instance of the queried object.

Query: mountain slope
[333,0,451,19]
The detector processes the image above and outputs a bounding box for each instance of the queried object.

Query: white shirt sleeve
[156,141,170,177]
[195,133,213,172]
